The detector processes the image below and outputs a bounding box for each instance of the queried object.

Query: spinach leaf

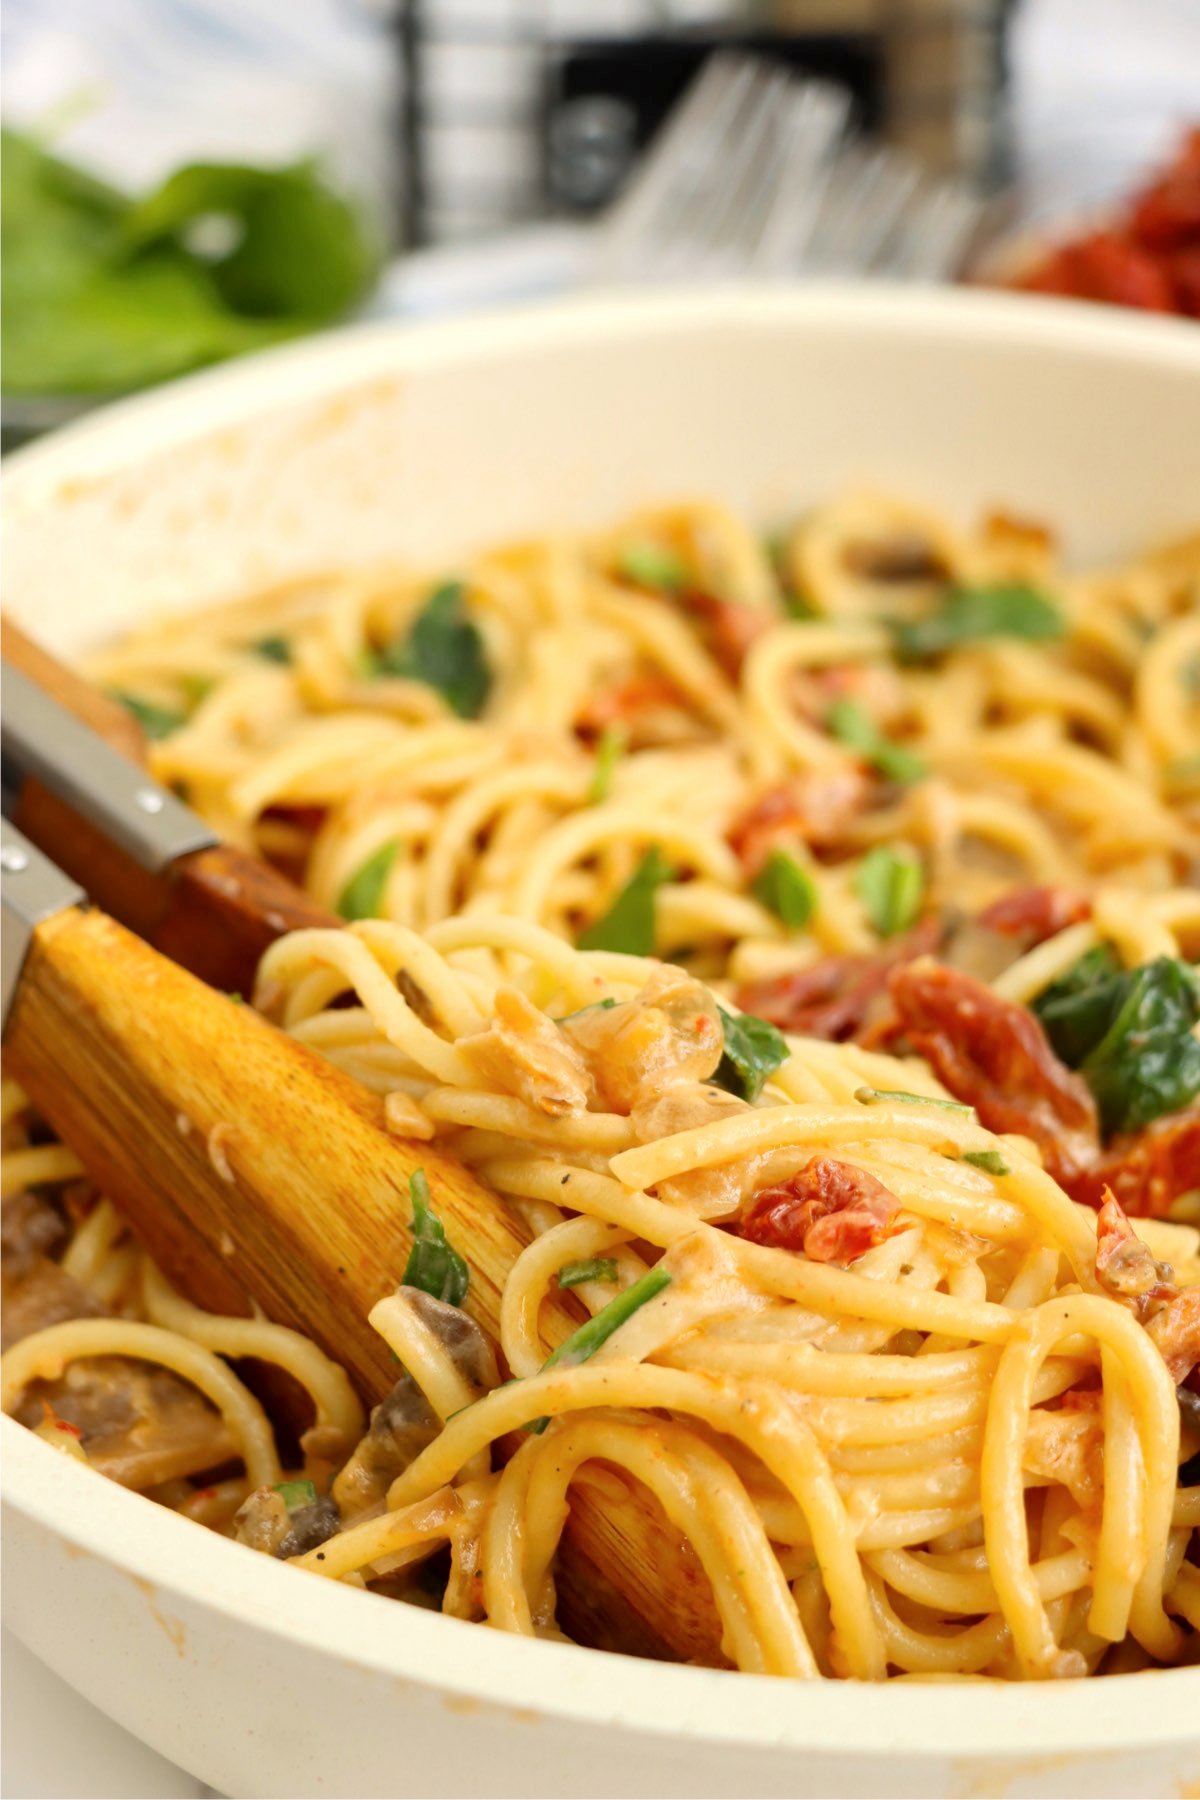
[752,848,817,930]
[1033,950,1200,1133]
[1032,944,1126,1067]
[558,1258,619,1289]
[273,1478,318,1511]
[826,698,927,785]
[336,840,398,922]
[557,998,618,1024]
[962,1149,1010,1175]
[1079,957,1200,1135]
[714,1006,788,1101]
[402,1170,470,1307]
[2,131,376,397]
[577,848,673,956]
[123,160,376,324]
[891,584,1065,662]
[369,582,491,719]
[588,723,627,803]
[855,845,924,938]
[110,690,186,740]
[616,542,689,592]
[253,634,292,665]
[527,1266,672,1431]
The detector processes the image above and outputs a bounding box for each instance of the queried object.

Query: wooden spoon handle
[6,906,519,1384]
[4,905,718,1663]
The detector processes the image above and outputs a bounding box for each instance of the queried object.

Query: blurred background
[3,0,1198,446]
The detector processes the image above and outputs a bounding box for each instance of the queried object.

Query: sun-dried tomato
[734,917,944,1042]
[728,770,871,875]
[1011,128,1200,319]
[738,1157,901,1264]
[575,674,691,738]
[678,591,772,680]
[1167,246,1200,317]
[974,886,1092,946]
[1023,233,1176,311]
[1130,129,1200,250]
[887,960,1099,1189]
[1094,1190,1174,1309]
[1066,1107,1200,1220]
[1091,1191,1200,1384]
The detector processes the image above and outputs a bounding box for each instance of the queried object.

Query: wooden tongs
[0,622,723,1663]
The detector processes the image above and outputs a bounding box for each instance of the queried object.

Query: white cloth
[0,0,398,221]
[1008,0,1200,222]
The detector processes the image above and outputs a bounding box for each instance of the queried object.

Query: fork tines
[589,51,982,287]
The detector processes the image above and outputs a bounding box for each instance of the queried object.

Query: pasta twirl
[3,492,1198,1682]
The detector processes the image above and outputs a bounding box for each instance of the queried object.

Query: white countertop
[2,1630,213,1800]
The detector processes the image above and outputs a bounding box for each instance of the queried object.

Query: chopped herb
[713,1006,788,1102]
[577,848,673,956]
[1165,753,1200,794]
[227,992,244,1006]
[616,542,689,592]
[557,998,618,1024]
[890,584,1065,662]
[763,533,817,616]
[558,1258,619,1289]
[527,1266,672,1432]
[336,840,398,922]
[855,1086,973,1114]
[588,723,627,804]
[752,848,817,930]
[180,673,216,704]
[855,845,925,938]
[962,1149,1010,1176]
[827,697,926,785]
[368,581,491,718]
[253,634,292,665]
[782,586,821,620]
[110,691,186,740]
[402,1169,470,1307]
[273,1478,318,1511]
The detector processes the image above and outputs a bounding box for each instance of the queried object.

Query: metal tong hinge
[1,664,218,874]
[0,819,85,1035]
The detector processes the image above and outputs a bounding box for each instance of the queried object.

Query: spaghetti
[3,491,1199,1681]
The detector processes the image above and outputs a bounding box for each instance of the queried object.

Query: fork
[588,51,984,287]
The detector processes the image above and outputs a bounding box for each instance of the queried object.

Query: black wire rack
[392,2,1011,251]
